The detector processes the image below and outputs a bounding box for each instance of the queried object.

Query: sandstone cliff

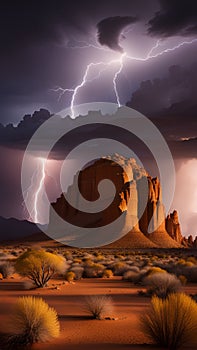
[50,154,182,248]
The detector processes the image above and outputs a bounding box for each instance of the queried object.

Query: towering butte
[49,154,183,248]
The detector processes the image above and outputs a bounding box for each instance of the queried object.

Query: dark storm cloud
[0,106,196,160]
[127,62,197,141]
[97,16,138,52]
[0,0,158,125]
[0,109,51,148]
[148,0,197,37]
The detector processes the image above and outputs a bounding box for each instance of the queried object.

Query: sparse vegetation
[102,269,113,278]
[8,296,60,346]
[144,272,181,298]
[65,271,75,282]
[84,263,105,278]
[141,293,197,349]
[0,262,14,278]
[15,249,67,288]
[85,295,113,319]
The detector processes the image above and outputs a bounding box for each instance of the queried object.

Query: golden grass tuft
[8,296,60,346]
[141,293,197,349]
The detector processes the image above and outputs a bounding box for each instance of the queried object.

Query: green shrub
[144,272,181,298]
[8,296,60,346]
[141,293,197,349]
[15,249,67,288]
[85,295,113,319]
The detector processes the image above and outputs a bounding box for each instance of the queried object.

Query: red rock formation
[49,155,182,248]
[165,210,183,243]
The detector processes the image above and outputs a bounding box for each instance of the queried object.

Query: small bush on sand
[85,295,113,319]
[8,296,60,346]
[70,266,84,280]
[84,263,105,278]
[0,262,14,278]
[123,270,141,283]
[15,249,67,288]
[178,275,187,285]
[144,272,181,298]
[141,293,197,349]
[65,271,75,282]
[102,269,113,278]
[111,262,130,276]
[146,266,167,276]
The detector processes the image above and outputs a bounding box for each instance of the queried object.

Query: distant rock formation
[50,154,183,248]
[166,210,183,243]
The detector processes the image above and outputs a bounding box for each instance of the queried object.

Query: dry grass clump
[146,266,167,276]
[84,263,105,278]
[123,270,141,283]
[102,269,113,278]
[144,272,181,298]
[0,262,14,278]
[8,296,60,347]
[110,261,130,276]
[85,295,113,319]
[65,271,75,282]
[141,293,197,349]
[70,266,84,280]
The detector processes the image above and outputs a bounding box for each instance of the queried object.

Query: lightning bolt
[53,37,197,117]
[22,158,46,223]
[34,158,46,223]
[113,53,126,107]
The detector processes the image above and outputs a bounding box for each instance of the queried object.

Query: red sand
[0,277,196,350]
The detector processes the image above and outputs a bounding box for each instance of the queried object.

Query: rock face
[165,210,182,243]
[50,154,182,248]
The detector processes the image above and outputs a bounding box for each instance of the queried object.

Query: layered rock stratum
[50,154,183,248]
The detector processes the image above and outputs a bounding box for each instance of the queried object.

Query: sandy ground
[0,277,197,350]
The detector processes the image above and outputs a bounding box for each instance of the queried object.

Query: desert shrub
[183,266,197,283]
[146,267,167,276]
[63,251,73,260]
[65,271,75,282]
[111,262,130,276]
[123,270,141,283]
[70,266,84,280]
[8,296,60,346]
[144,272,181,298]
[15,249,67,288]
[178,275,187,285]
[0,262,14,278]
[84,263,105,278]
[94,254,104,261]
[127,266,140,273]
[187,257,197,264]
[141,293,197,349]
[85,295,113,319]
[73,258,82,264]
[102,269,113,278]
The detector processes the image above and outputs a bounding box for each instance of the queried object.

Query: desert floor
[0,276,197,350]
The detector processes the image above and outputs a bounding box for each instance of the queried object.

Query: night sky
[0,0,197,235]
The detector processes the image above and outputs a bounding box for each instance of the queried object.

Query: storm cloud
[127,62,197,143]
[97,16,138,52]
[148,0,197,37]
